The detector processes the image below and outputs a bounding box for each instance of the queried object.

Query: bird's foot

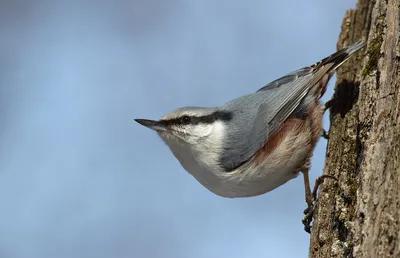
[319,98,335,140]
[302,204,315,233]
[321,129,329,140]
[302,175,338,233]
[324,99,334,113]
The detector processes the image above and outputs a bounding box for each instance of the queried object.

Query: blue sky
[0,1,356,257]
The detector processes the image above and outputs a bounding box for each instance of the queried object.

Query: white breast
[161,120,313,198]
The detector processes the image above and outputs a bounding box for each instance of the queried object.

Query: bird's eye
[181,116,191,124]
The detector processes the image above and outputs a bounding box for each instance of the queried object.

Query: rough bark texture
[309,0,400,257]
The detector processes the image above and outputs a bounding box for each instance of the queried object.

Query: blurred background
[0,0,357,257]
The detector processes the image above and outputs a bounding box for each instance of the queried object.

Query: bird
[135,40,366,232]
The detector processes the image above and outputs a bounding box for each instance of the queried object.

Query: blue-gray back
[217,72,315,172]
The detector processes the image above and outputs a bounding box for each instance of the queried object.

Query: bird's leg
[301,161,314,233]
[301,160,338,233]
[301,161,313,209]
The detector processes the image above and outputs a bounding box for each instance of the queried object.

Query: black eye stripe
[160,111,232,126]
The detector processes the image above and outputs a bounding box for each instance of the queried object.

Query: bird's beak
[134,119,167,131]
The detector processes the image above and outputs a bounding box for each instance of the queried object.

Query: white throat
[159,121,226,187]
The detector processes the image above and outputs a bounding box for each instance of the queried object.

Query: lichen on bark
[362,16,385,77]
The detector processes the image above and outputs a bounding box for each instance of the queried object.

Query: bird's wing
[219,74,315,172]
[257,40,366,136]
[256,67,313,92]
[220,41,366,172]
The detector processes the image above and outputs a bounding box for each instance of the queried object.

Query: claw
[312,175,337,200]
[302,205,315,233]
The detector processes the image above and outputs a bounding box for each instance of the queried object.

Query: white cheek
[208,121,225,147]
[191,124,213,138]
[196,121,225,154]
[194,121,225,169]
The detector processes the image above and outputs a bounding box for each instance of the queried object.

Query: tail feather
[311,40,366,98]
[257,41,366,93]
[311,40,366,72]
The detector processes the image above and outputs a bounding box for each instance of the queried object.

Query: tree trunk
[309,0,400,257]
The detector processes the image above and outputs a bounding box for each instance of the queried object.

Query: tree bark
[309,0,400,257]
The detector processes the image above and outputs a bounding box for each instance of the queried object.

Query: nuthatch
[135,41,366,232]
